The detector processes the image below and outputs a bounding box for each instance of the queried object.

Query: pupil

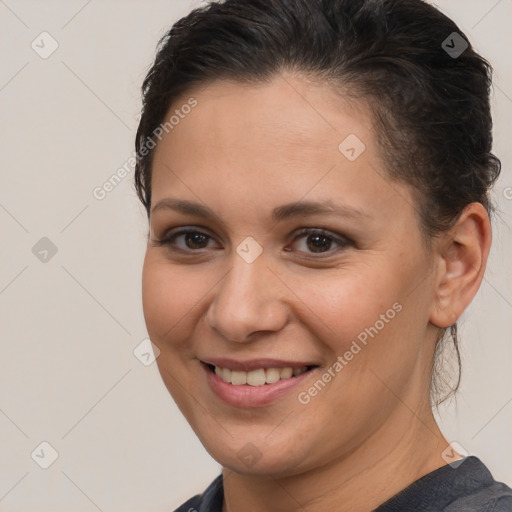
[186,232,208,249]
[307,234,331,253]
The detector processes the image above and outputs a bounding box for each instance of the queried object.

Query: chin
[197,427,315,477]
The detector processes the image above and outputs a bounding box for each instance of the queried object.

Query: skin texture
[141,74,491,512]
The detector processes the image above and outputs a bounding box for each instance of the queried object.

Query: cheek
[298,262,425,385]
[141,253,207,349]
[295,268,401,349]
[306,265,429,396]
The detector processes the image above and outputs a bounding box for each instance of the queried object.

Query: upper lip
[200,358,319,372]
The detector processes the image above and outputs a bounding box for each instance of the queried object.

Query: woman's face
[142,75,440,476]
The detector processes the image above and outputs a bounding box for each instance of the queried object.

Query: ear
[429,202,492,328]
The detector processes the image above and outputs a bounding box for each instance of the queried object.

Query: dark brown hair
[134,0,500,404]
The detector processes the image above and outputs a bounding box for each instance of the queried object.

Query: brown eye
[304,233,334,253]
[156,228,219,252]
[288,228,351,256]
[183,232,210,249]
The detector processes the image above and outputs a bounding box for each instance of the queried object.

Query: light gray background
[0,1,510,510]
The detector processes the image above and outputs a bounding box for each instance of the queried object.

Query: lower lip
[202,363,316,408]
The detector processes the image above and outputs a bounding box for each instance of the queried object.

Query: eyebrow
[151,197,372,223]
[151,198,223,222]
[271,200,371,222]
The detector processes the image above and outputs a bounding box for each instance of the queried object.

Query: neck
[222,406,448,512]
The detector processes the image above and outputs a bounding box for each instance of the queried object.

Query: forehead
[150,74,415,230]
[164,74,370,156]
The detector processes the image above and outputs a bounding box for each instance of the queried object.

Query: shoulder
[376,457,512,512]
[445,479,512,512]
[491,496,512,512]
[444,458,512,512]
[172,474,223,512]
[173,495,202,512]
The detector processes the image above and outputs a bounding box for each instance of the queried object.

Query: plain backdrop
[0,1,511,510]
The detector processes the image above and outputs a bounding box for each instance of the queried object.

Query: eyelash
[290,227,352,256]
[153,227,352,258]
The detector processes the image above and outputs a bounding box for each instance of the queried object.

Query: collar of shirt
[173,456,512,512]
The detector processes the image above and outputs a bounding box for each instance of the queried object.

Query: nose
[204,255,289,343]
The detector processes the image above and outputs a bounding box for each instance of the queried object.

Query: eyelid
[291,226,350,242]
[159,225,214,239]
[288,227,352,255]
[153,225,353,256]
[154,226,218,246]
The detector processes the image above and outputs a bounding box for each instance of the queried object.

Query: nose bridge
[206,252,288,342]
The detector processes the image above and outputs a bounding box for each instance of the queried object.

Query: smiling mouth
[203,363,317,387]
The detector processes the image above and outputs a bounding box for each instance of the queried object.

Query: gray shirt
[173,456,512,511]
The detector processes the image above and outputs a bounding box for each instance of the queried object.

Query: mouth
[200,360,320,408]
[203,363,317,386]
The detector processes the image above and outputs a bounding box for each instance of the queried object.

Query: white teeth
[222,367,231,382]
[280,367,293,379]
[231,370,247,386]
[265,367,281,384]
[246,369,266,386]
[213,365,309,386]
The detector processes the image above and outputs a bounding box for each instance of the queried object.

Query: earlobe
[429,203,492,328]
